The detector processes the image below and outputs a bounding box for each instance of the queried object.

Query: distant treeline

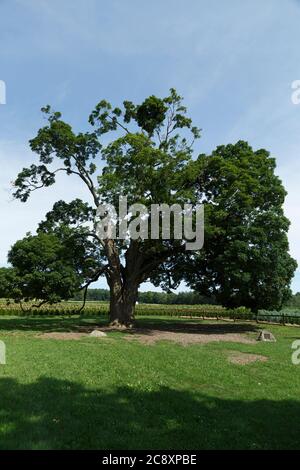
[285,292,300,308]
[72,289,216,305]
[138,291,216,305]
[72,289,110,302]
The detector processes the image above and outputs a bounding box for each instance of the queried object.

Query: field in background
[1,300,300,325]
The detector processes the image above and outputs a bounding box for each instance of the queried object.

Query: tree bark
[109,279,138,327]
[104,239,143,327]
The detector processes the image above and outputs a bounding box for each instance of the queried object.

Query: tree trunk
[108,280,138,327]
[105,239,142,327]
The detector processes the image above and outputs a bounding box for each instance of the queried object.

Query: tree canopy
[0,233,84,307]
[180,141,297,311]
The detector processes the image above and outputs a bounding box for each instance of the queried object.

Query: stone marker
[257,330,276,342]
[89,330,107,338]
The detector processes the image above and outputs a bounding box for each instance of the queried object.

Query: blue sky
[1,0,300,291]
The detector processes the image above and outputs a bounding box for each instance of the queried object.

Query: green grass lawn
[0,315,299,450]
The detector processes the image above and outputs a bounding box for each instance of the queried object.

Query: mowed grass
[0,315,299,449]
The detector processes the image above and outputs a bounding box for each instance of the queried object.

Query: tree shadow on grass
[0,316,106,334]
[0,316,260,337]
[131,317,260,336]
[0,376,299,450]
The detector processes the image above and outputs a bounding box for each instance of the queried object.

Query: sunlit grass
[0,315,299,449]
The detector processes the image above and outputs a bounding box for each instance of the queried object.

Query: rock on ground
[257,330,276,342]
[89,330,107,338]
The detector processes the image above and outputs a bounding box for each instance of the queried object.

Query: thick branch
[77,264,109,314]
